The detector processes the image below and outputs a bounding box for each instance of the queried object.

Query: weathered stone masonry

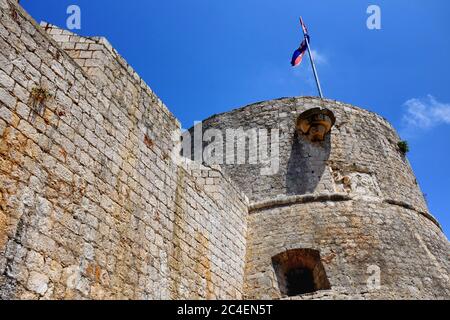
[0,0,449,300]
[0,0,248,299]
[197,98,449,299]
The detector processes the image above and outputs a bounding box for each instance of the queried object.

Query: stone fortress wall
[0,0,449,300]
[196,98,429,210]
[0,0,248,299]
[196,97,449,299]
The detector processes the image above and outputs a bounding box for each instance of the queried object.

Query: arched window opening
[272,248,331,297]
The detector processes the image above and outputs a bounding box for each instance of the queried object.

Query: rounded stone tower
[194,97,450,299]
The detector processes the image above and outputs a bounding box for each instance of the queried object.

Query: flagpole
[300,17,324,99]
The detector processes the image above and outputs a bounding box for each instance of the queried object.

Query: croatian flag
[291,35,309,67]
[291,35,310,67]
[291,18,310,67]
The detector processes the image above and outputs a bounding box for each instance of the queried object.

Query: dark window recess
[272,249,331,297]
[286,267,315,295]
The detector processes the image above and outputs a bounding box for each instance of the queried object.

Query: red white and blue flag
[291,35,310,67]
[290,17,324,98]
[291,18,310,67]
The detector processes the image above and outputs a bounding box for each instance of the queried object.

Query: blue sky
[21,0,450,237]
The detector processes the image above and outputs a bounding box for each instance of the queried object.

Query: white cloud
[310,49,327,65]
[402,95,450,130]
[285,49,328,96]
[291,49,327,81]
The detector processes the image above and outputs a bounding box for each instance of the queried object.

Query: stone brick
[0,87,16,109]
[0,69,14,91]
[0,105,14,124]
[0,118,6,136]
[0,52,13,75]
[17,119,38,141]
[24,51,41,69]
[27,271,49,295]
[79,51,93,59]
[13,84,29,104]
[25,251,45,271]
[51,34,70,43]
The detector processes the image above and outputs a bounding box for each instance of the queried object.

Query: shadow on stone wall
[286,131,331,195]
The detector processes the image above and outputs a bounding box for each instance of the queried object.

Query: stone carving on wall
[331,165,382,199]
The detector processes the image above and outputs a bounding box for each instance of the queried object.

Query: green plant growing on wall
[398,140,410,155]
[30,86,52,116]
